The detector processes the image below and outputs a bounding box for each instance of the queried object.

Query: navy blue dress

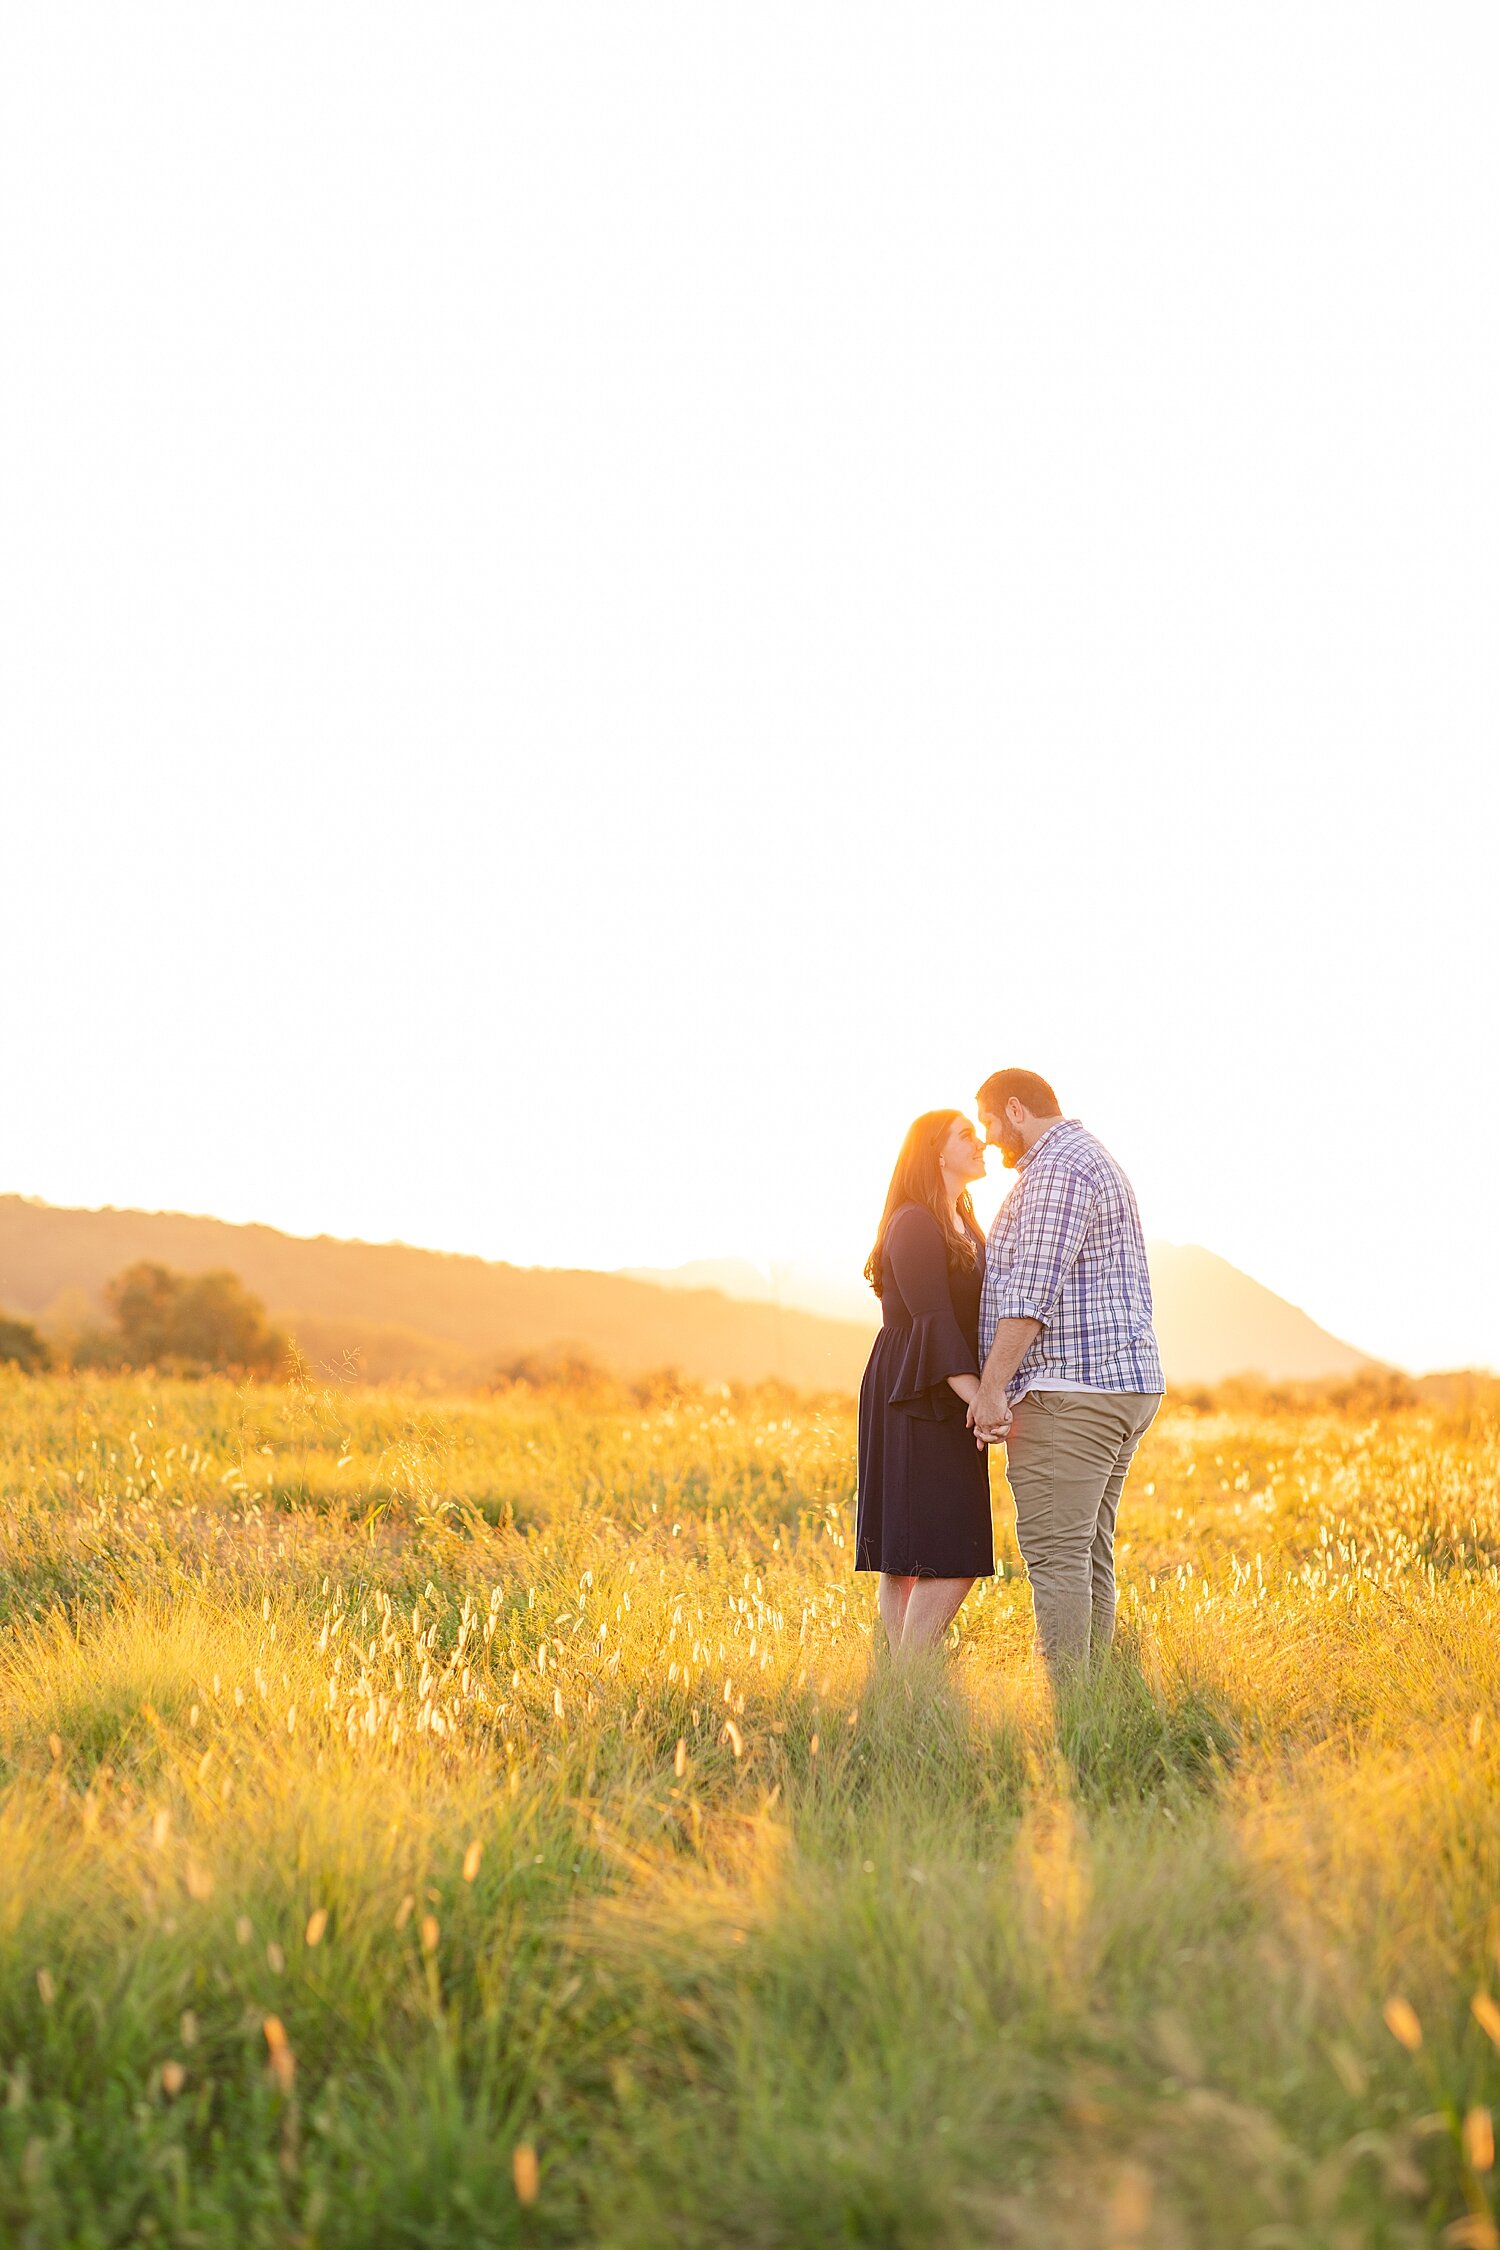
[855,1203,994,1579]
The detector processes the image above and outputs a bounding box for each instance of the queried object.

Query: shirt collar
[1015,1116,1076,1173]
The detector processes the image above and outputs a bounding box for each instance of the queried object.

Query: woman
[856,1110,993,1655]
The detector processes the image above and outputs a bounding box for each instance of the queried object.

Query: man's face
[979,1103,1026,1170]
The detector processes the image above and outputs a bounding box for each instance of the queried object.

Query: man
[969,1069,1163,1677]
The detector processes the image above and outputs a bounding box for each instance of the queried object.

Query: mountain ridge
[625,1245,1385,1387]
[0,1193,1383,1389]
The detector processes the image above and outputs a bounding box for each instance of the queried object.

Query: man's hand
[968,1316,1039,1448]
[966,1387,1012,1449]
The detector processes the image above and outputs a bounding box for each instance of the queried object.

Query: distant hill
[625,1258,876,1327]
[0,1196,873,1390]
[629,1244,1384,1387]
[1141,1243,1379,1385]
[1,1195,1382,1391]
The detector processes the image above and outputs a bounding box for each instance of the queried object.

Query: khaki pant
[1003,1389,1162,1675]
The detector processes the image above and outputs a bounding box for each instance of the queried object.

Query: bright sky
[3,5,1497,1375]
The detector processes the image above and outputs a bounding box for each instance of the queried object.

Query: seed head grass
[0,1366,1498,2243]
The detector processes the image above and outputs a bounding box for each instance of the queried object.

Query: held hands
[965,1382,1012,1450]
[952,1373,1011,1449]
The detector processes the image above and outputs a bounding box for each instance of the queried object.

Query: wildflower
[305,1908,329,1947]
[463,1840,483,1883]
[1464,2106,1494,2172]
[160,2060,186,2098]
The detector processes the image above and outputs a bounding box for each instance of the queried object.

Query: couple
[856,1068,1163,1674]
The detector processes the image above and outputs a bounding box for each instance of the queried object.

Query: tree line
[0,1264,285,1375]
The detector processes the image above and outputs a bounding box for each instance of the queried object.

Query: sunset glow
[3,5,1497,1372]
[5,15,1500,2241]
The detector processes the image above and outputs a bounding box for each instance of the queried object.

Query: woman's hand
[952,1371,1003,1445]
[966,1378,1012,1449]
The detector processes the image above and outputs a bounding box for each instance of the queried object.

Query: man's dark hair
[975,1068,1062,1119]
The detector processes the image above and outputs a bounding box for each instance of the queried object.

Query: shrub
[100,1262,286,1374]
[0,1314,50,1373]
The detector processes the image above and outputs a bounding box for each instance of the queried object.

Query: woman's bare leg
[900,1576,974,1655]
[878,1573,918,1655]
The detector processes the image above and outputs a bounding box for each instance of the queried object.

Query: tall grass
[0,1367,1497,2246]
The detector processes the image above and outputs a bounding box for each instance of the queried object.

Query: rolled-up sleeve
[987,1164,1096,1326]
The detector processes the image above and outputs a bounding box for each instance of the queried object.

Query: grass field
[1,1366,1498,2248]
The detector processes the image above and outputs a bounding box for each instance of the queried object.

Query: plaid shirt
[979,1119,1164,1402]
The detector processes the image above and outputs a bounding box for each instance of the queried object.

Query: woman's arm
[884,1208,979,1401]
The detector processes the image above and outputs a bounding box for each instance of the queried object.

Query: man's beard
[998,1129,1025,1169]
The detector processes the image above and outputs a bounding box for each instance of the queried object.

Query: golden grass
[0,1365,1498,2245]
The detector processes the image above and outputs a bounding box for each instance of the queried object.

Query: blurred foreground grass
[1,1367,1498,2247]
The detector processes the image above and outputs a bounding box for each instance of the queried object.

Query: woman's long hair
[864,1109,979,1299]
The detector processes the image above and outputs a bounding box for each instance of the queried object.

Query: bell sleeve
[883,1207,978,1420]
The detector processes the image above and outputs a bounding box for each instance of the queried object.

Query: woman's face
[940,1116,987,1185]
